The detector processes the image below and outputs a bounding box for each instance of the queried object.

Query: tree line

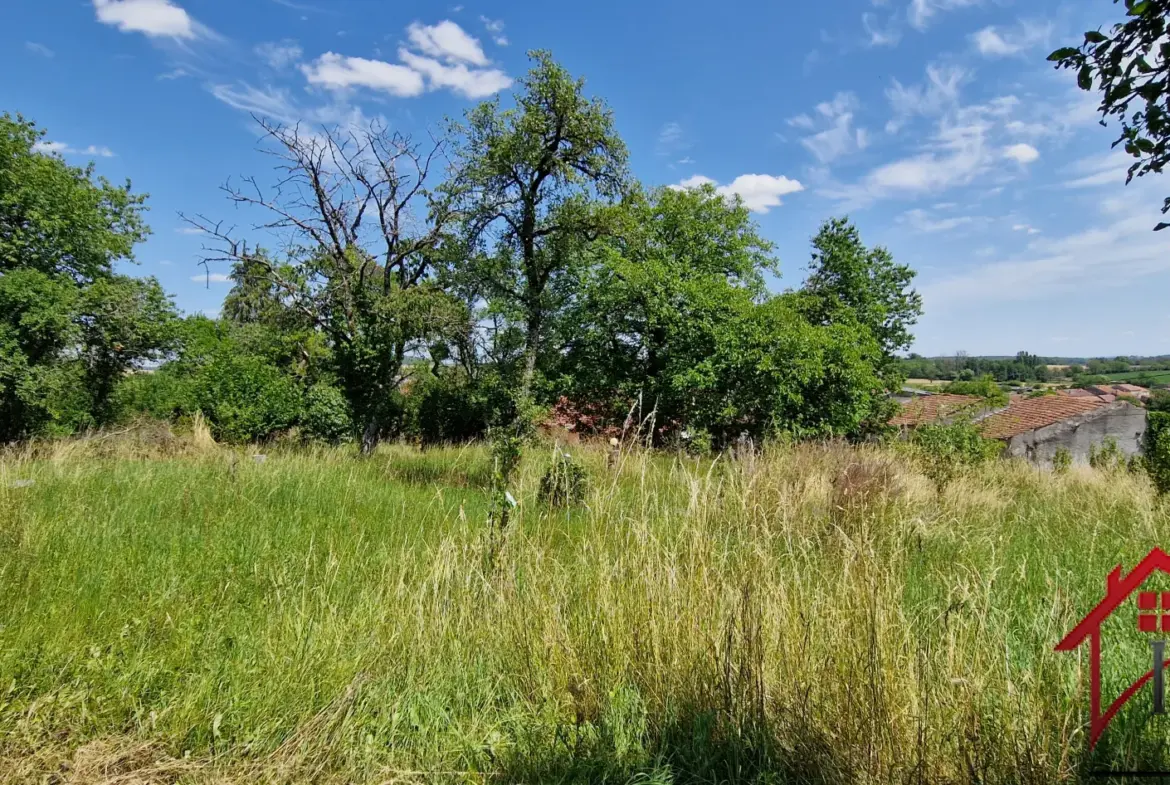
[1,53,922,453]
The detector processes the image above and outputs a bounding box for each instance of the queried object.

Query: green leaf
[1129,0,1150,15]
[1084,30,1108,43]
[1047,46,1080,62]
[1077,65,1094,90]
[1155,222,1169,232]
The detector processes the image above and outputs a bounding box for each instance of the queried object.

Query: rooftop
[889,394,984,428]
[978,395,1106,440]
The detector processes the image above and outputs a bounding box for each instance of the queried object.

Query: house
[888,393,987,429]
[978,396,1147,466]
[1064,384,1150,402]
[1055,547,1170,748]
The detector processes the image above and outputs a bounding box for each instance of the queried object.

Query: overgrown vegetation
[0,436,1168,783]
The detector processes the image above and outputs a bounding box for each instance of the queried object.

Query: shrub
[1145,411,1170,496]
[301,383,353,444]
[1089,437,1125,472]
[907,420,1002,489]
[1052,447,1072,474]
[944,375,1008,406]
[193,354,302,443]
[539,447,588,507]
[112,367,197,422]
[403,371,514,445]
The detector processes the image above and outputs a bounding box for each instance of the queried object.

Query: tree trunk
[360,414,380,456]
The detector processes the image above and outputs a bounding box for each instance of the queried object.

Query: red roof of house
[978,395,1106,440]
[1066,389,1098,398]
[889,394,983,427]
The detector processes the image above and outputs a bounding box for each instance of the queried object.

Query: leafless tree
[183,115,466,454]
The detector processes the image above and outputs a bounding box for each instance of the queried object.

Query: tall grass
[1,433,1169,783]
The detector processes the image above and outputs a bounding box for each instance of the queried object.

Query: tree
[456,51,629,401]
[187,117,466,453]
[554,183,776,435]
[1048,0,1170,230]
[1,114,149,281]
[0,115,174,440]
[799,218,922,389]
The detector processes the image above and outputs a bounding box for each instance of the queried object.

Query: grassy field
[1098,370,1170,386]
[2,429,1170,783]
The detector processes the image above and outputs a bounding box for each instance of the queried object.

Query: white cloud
[885,64,966,132]
[971,21,1051,57]
[92,0,198,39]
[407,20,488,66]
[921,181,1170,308]
[1003,142,1039,164]
[672,173,804,213]
[657,121,686,156]
[862,13,900,47]
[1012,223,1041,235]
[191,273,232,283]
[480,16,508,46]
[159,259,173,265]
[1064,150,1132,188]
[176,227,204,235]
[302,53,426,97]
[33,141,115,158]
[209,83,299,120]
[900,208,975,233]
[908,0,981,31]
[299,21,510,100]
[25,42,54,57]
[397,50,512,98]
[798,92,869,164]
[256,40,303,70]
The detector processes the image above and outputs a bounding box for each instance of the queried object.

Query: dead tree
[184,115,465,454]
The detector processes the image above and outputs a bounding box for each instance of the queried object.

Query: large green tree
[456,51,629,400]
[798,218,921,390]
[1048,0,1170,230]
[554,183,775,433]
[0,115,175,440]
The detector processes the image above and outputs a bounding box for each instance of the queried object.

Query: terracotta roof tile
[890,394,983,427]
[978,396,1106,440]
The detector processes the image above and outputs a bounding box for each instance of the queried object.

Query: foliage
[1048,0,1170,230]
[301,382,353,444]
[944,375,1009,406]
[1145,411,1170,494]
[1148,389,1170,411]
[192,353,303,443]
[676,295,889,443]
[0,114,149,281]
[899,351,1063,383]
[799,218,922,389]
[5,441,1170,781]
[403,369,514,445]
[1089,436,1127,471]
[0,117,174,440]
[538,446,588,506]
[1052,447,1073,474]
[456,50,630,397]
[907,419,1003,488]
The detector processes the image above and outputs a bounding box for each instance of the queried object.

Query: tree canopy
[1048,0,1170,230]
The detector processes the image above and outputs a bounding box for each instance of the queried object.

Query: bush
[403,371,514,445]
[301,382,353,444]
[1089,437,1125,472]
[193,354,302,443]
[944,375,1008,406]
[538,447,588,507]
[1145,412,1170,496]
[112,367,197,422]
[1052,447,1072,474]
[907,420,1002,489]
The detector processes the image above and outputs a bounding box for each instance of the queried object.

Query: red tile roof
[979,395,1106,440]
[890,394,983,427]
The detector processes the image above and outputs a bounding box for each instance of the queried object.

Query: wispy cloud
[33,141,115,158]
[908,0,981,31]
[25,41,54,57]
[479,16,508,46]
[971,20,1051,57]
[191,273,231,283]
[793,92,869,164]
[256,40,303,70]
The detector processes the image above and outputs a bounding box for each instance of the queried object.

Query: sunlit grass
[1,433,1168,783]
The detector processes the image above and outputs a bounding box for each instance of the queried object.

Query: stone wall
[1003,401,1148,467]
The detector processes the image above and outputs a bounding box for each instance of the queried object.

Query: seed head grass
[0,434,1168,782]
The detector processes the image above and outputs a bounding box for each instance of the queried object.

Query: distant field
[1,437,1169,781]
[1098,370,1170,385]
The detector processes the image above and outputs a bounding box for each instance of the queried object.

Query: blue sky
[4,0,1169,357]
